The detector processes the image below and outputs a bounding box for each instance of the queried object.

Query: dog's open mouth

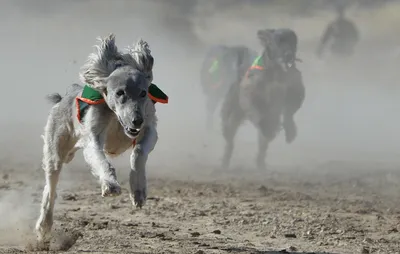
[125,127,140,137]
[117,116,140,138]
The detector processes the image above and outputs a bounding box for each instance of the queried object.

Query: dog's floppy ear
[257,29,280,56]
[257,29,275,42]
[79,34,121,91]
[126,39,154,83]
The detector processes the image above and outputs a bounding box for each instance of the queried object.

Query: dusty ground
[1,158,400,254]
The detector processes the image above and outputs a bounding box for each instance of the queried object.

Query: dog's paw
[34,226,51,251]
[101,179,122,197]
[130,189,147,208]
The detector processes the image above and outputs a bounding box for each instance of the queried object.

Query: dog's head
[79,34,154,139]
[257,28,299,71]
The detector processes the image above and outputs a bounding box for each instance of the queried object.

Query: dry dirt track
[1,160,400,254]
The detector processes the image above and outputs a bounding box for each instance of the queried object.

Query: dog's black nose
[132,117,143,128]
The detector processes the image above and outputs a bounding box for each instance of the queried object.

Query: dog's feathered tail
[46,93,62,104]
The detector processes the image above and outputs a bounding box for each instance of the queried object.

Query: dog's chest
[103,121,134,157]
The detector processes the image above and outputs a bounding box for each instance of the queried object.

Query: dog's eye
[116,90,125,97]
[139,90,147,98]
[115,63,123,68]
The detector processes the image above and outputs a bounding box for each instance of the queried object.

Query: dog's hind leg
[256,130,269,170]
[220,84,243,169]
[35,160,62,249]
[205,95,219,131]
[35,122,72,248]
[221,111,242,169]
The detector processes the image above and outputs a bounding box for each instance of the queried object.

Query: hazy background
[0,0,399,168]
[0,0,400,247]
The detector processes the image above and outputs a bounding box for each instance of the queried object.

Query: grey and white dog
[220,28,305,170]
[35,34,157,247]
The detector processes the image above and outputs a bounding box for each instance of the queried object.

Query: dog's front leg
[130,126,158,208]
[83,133,121,197]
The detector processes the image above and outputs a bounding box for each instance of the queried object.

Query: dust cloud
[0,0,399,250]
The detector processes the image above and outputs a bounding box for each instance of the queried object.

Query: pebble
[191,232,201,237]
[109,204,120,209]
[284,233,297,238]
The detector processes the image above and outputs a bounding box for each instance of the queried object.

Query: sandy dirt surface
[1,0,400,253]
[1,160,400,254]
